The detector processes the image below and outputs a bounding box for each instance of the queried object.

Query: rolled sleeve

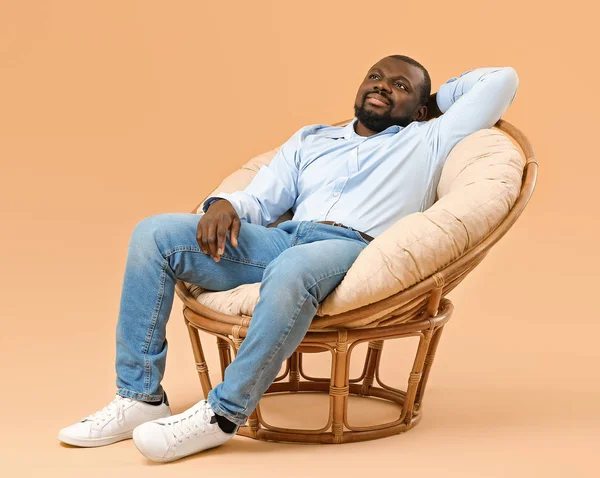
[428,67,519,165]
[202,128,304,226]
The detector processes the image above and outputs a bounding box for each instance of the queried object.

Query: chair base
[183,298,453,444]
[236,384,422,444]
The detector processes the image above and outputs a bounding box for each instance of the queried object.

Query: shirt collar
[321,117,403,140]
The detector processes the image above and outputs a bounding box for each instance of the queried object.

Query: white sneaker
[133,399,237,462]
[58,394,172,447]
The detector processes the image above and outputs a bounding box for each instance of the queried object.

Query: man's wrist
[203,197,227,213]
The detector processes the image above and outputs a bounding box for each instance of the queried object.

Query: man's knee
[133,213,191,237]
[130,213,196,253]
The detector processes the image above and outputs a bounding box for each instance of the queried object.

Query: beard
[354,98,414,132]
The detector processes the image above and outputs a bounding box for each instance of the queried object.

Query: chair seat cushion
[188,128,524,327]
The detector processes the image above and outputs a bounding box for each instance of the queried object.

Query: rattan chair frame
[175,117,537,444]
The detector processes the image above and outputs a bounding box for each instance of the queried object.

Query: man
[58,55,519,462]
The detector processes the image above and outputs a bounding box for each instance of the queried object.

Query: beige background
[1,0,598,476]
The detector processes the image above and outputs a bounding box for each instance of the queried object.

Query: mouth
[366,93,390,107]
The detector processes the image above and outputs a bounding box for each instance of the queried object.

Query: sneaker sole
[58,429,134,447]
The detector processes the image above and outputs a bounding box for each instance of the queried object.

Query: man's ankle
[140,391,169,407]
[215,413,237,433]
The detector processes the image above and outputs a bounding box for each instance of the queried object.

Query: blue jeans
[115,213,370,426]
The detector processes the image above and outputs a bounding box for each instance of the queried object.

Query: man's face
[354,57,426,133]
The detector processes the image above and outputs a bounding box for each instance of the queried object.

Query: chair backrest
[310,118,536,328]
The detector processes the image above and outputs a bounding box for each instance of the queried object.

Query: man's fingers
[198,213,240,262]
[230,219,240,247]
[206,220,219,260]
[216,217,229,257]
[197,218,207,253]
[196,223,204,252]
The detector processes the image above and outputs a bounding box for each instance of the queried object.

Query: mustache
[365,91,392,105]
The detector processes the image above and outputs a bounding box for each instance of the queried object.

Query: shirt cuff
[435,76,458,114]
[202,196,226,213]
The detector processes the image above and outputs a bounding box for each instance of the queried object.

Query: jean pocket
[352,230,371,245]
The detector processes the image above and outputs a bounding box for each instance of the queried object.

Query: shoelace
[82,395,132,425]
[165,401,213,444]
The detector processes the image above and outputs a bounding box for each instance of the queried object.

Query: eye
[369,74,408,91]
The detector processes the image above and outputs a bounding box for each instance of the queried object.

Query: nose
[373,79,392,95]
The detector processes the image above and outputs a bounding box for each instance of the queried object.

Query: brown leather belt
[315,221,374,243]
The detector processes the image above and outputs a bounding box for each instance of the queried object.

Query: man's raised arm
[427,67,519,164]
[202,127,305,226]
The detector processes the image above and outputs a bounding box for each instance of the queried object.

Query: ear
[414,105,428,121]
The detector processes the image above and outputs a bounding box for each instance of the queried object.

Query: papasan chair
[174,115,537,444]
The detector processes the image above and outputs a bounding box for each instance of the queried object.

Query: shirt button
[333,192,339,197]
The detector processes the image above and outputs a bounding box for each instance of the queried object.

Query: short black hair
[386,55,431,107]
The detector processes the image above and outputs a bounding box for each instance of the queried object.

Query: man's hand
[424,92,442,121]
[197,200,241,262]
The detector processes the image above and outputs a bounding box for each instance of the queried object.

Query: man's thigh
[260,237,366,303]
[128,213,291,290]
[136,214,292,291]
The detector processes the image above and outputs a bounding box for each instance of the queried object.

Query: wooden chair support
[183,297,452,444]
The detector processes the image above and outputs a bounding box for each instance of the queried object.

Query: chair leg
[246,404,260,436]
[185,317,212,396]
[360,340,384,396]
[289,352,300,392]
[401,329,434,428]
[330,331,350,443]
[414,325,445,409]
[216,337,232,381]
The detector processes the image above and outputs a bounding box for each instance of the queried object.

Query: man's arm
[201,127,304,226]
[426,67,519,164]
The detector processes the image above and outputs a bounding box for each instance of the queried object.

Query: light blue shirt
[203,67,519,238]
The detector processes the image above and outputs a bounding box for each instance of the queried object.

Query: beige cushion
[187,128,524,327]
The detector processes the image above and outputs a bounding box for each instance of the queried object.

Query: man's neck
[353,120,378,137]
